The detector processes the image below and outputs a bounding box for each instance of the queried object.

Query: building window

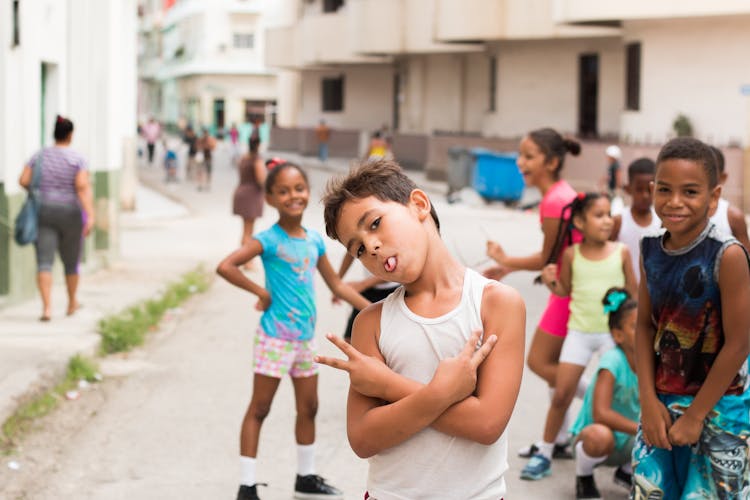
[322,76,344,112]
[626,42,641,111]
[12,0,20,47]
[323,0,344,13]
[233,33,254,49]
[488,55,497,112]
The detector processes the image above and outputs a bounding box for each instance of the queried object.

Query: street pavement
[0,140,628,499]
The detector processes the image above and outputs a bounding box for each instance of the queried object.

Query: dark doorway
[392,72,400,131]
[214,99,225,130]
[578,53,598,137]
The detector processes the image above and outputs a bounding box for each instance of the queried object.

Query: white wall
[483,37,623,138]
[620,17,750,146]
[298,66,393,130]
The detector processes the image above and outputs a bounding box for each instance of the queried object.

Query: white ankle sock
[575,441,606,476]
[297,443,315,476]
[620,461,633,474]
[240,456,257,487]
[538,441,555,460]
[576,377,589,399]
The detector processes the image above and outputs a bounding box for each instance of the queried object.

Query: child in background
[216,162,371,500]
[708,145,750,249]
[633,137,750,498]
[317,159,525,499]
[485,127,582,460]
[569,288,639,499]
[522,192,637,480]
[610,158,661,283]
[163,138,178,183]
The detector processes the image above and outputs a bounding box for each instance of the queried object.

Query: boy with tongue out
[316,159,525,499]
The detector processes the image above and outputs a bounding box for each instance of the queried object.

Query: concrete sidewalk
[0,186,196,424]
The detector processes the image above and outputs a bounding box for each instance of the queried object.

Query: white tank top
[367,268,508,500]
[709,198,732,237]
[618,207,662,282]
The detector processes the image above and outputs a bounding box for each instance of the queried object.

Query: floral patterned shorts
[253,328,317,379]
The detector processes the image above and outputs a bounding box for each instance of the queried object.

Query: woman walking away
[19,115,94,321]
[484,127,582,459]
[217,162,370,500]
[233,137,266,270]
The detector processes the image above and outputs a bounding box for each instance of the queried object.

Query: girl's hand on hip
[668,412,704,447]
[640,397,673,450]
[315,333,394,400]
[541,264,558,287]
[429,331,497,404]
[255,290,271,311]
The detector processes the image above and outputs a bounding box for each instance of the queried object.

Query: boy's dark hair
[527,128,581,179]
[627,157,655,181]
[322,159,440,242]
[534,192,607,284]
[54,115,74,142]
[709,145,726,174]
[602,287,637,331]
[656,137,719,188]
[249,137,261,153]
[265,162,308,194]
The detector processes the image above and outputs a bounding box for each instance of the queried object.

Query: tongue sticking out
[384,256,397,273]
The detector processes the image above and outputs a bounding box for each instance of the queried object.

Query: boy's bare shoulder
[482,280,525,314]
[350,301,385,348]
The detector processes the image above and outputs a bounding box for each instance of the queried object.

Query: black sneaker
[575,475,602,499]
[518,442,574,459]
[237,483,265,500]
[613,465,632,489]
[294,474,343,499]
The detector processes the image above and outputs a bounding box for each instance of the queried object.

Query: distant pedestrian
[315,120,330,163]
[197,129,216,191]
[708,145,750,249]
[610,157,661,283]
[633,138,750,498]
[183,125,198,181]
[141,116,161,165]
[366,131,388,161]
[162,138,178,183]
[485,128,582,460]
[523,192,636,481]
[230,123,241,165]
[216,162,370,500]
[18,115,94,321]
[232,137,266,270]
[569,288,639,499]
[317,159,524,499]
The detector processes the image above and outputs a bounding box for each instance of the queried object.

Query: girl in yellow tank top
[521,192,637,481]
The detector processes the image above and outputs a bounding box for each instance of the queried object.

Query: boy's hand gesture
[640,396,673,449]
[316,333,396,400]
[429,331,497,404]
[486,240,506,264]
[668,412,704,447]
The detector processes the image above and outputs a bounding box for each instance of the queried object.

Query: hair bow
[265,157,285,170]
[603,290,628,313]
[577,192,585,200]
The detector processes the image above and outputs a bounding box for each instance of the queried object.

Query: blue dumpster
[471,149,524,204]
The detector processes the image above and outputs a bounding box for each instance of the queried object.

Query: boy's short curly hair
[322,159,440,242]
[657,137,719,188]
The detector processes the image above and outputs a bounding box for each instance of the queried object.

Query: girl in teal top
[522,192,637,481]
[569,287,640,498]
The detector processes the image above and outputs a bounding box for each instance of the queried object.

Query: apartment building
[138,0,284,134]
[266,0,750,207]
[0,0,137,304]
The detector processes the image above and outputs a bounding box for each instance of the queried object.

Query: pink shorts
[253,328,317,379]
[537,293,571,338]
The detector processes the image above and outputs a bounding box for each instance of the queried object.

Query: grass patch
[98,268,210,354]
[1,355,99,454]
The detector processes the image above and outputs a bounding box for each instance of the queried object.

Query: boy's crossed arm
[316,282,525,456]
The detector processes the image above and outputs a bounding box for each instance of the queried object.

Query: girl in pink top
[485,127,582,458]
